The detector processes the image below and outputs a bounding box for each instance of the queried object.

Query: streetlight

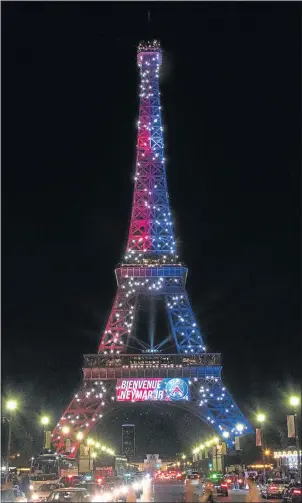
[236,423,244,433]
[289,395,301,476]
[7,400,17,411]
[257,413,266,423]
[257,413,266,483]
[62,426,70,435]
[41,416,50,427]
[289,396,300,408]
[5,399,18,480]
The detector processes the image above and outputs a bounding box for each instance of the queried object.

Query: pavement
[151,480,283,503]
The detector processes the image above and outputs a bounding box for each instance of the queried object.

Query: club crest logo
[165,378,189,401]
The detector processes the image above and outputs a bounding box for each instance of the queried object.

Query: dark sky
[2,2,300,456]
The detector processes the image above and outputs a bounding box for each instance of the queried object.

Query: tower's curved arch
[51,365,253,457]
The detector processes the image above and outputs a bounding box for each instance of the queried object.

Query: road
[151,481,282,502]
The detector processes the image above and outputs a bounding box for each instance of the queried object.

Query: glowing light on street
[6,400,18,411]
[289,396,300,407]
[40,416,50,426]
[257,413,266,423]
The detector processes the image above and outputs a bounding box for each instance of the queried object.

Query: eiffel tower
[51,40,253,456]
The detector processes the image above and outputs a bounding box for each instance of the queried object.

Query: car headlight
[97,492,111,502]
[32,494,39,501]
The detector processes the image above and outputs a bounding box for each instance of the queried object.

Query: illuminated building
[122,424,135,461]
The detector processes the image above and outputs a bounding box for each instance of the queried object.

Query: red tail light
[293,489,302,494]
[221,483,228,488]
[238,479,242,483]
[97,478,103,483]
[270,485,278,490]
[226,479,231,483]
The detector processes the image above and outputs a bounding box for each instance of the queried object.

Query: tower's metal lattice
[51,41,253,457]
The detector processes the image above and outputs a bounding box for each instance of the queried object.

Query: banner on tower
[256,428,262,446]
[45,431,51,450]
[287,415,296,438]
[116,378,190,402]
[235,436,241,451]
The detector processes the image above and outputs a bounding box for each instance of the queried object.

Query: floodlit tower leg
[165,291,206,353]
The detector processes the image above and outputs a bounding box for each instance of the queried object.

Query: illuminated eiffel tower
[51,40,253,456]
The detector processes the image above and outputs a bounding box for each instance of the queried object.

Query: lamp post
[40,416,50,451]
[5,400,18,482]
[289,396,301,479]
[257,413,266,483]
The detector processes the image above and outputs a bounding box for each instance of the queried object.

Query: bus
[30,454,78,488]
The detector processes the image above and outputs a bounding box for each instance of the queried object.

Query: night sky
[2,2,300,457]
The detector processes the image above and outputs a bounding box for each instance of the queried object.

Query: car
[283,482,302,503]
[215,479,229,497]
[29,475,60,492]
[30,483,63,501]
[261,479,288,499]
[208,478,229,497]
[129,477,144,499]
[47,487,91,502]
[201,479,228,497]
[1,485,27,502]
[59,476,84,488]
[101,478,128,502]
[185,473,200,486]
[73,483,104,501]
